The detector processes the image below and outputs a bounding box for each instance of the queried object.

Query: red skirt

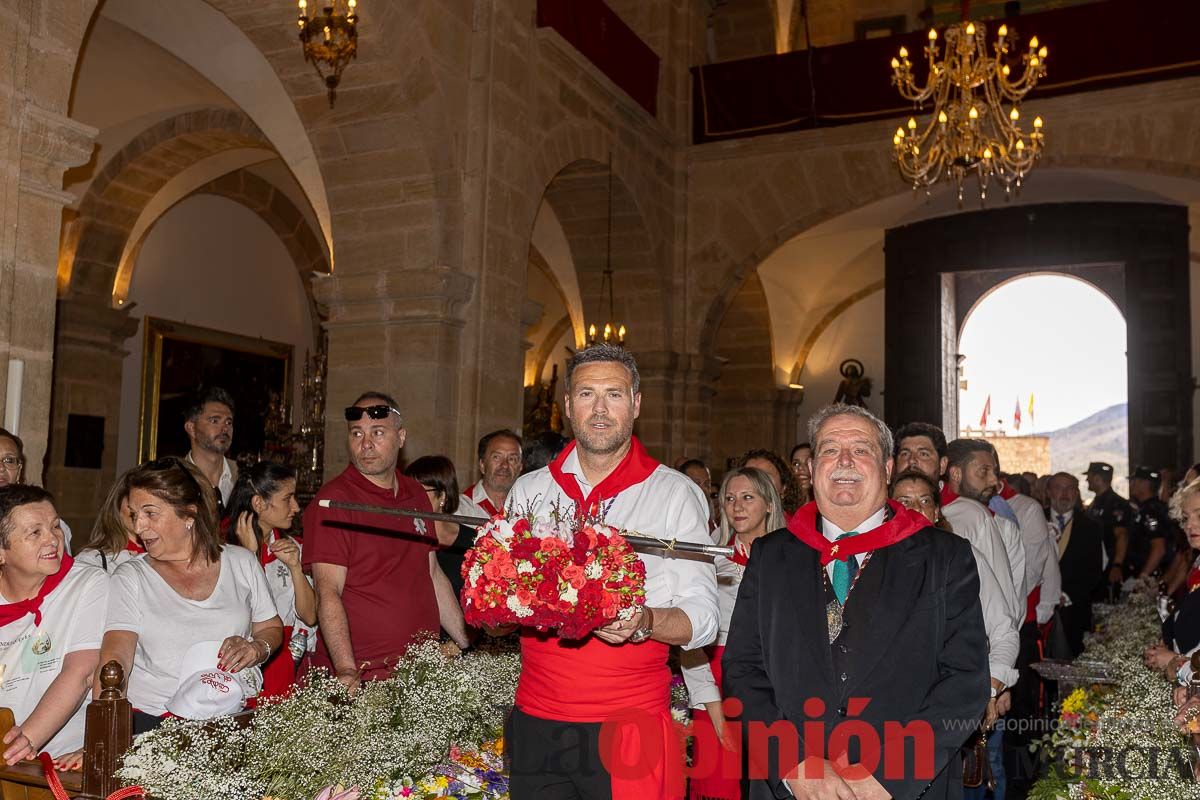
[688,645,740,800]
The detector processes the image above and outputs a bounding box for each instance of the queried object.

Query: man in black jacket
[1047,472,1104,656]
[724,404,989,800]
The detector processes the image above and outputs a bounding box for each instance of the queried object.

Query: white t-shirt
[0,562,108,756]
[74,548,140,575]
[105,546,279,716]
[258,533,316,652]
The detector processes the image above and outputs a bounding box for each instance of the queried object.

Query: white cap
[165,640,262,720]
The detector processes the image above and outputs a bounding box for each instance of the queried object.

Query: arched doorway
[884,201,1191,472]
[958,274,1128,492]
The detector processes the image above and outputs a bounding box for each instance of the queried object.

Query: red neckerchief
[125,538,145,554]
[0,554,74,628]
[787,500,928,566]
[941,484,995,516]
[730,540,750,567]
[1188,566,1200,593]
[260,529,278,567]
[999,481,1018,500]
[468,483,501,518]
[547,437,660,518]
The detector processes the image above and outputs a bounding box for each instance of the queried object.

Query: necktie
[1056,514,1067,541]
[831,532,859,605]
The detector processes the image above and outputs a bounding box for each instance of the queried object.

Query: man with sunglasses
[302,391,469,692]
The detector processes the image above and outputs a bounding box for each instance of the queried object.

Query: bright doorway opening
[958,274,1128,498]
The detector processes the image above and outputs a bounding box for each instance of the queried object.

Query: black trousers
[507,707,613,800]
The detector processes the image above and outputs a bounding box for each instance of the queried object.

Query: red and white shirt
[504,439,719,651]
[459,482,502,522]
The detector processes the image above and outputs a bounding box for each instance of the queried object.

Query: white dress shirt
[680,554,743,708]
[505,448,719,651]
[1009,493,1054,598]
[943,497,1023,626]
[185,452,235,505]
[970,542,1021,687]
[993,514,1027,609]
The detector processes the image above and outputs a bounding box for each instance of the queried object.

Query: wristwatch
[629,607,655,644]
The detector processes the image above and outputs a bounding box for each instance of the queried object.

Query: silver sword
[316,498,734,557]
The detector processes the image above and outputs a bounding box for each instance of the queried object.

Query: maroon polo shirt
[302,466,439,678]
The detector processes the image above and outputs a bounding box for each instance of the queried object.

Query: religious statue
[524,363,564,437]
[834,358,872,407]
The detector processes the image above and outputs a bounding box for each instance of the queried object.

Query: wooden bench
[0,661,132,800]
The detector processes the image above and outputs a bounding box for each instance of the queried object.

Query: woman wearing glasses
[97,457,283,732]
[0,429,73,553]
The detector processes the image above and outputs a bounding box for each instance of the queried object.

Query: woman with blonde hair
[1146,478,1200,677]
[682,466,784,800]
[73,471,142,574]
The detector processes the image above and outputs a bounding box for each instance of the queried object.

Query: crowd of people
[0,344,1193,800]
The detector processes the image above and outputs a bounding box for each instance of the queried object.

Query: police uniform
[1083,462,1131,572]
[1128,465,1176,578]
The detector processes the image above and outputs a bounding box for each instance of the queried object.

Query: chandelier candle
[890,20,1047,203]
[315,498,735,557]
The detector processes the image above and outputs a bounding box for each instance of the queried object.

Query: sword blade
[316,498,734,557]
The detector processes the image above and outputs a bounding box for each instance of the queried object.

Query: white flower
[517,561,534,574]
[506,594,533,618]
[584,561,602,579]
[561,584,578,605]
[468,564,483,583]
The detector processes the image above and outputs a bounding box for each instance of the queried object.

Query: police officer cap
[1083,462,1113,477]
[1128,465,1161,482]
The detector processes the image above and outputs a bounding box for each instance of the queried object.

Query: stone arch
[118,169,331,344]
[528,123,670,352]
[695,152,1200,365]
[59,107,273,301]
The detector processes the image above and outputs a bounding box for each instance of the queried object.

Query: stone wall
[968,433,1053,477]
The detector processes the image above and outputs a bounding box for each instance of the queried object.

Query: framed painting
[138,317,293,463]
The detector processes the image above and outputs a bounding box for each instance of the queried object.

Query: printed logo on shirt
[30,631,51,656]
[415,519,427,535]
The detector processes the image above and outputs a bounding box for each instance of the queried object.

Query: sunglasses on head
[344,404,402,422]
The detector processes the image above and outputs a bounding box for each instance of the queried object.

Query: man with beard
[725,405,987,800]
[943,439,1025,800]
[503,344,718,800]
[303,391,469,692]
[183,387,237,510]
[894,424,1020,729]
[460,429,522,520]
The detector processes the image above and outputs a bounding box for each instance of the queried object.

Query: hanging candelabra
[297,0,359,108]
[586,157,627,347]
[890,19,1048,204]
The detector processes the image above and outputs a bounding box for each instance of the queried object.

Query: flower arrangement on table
[1029,588,1197,800]
[117,639,520,800]
[460,514,647,639]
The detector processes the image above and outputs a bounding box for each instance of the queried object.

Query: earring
[186,521,193,531]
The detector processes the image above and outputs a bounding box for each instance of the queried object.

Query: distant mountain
[1047,403,1128,497]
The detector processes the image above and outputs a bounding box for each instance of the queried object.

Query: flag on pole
[980,395,991,428]
[1028,393,1035,422]
[1013,397,1022,431]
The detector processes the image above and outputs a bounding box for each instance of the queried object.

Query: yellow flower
[1061,688,1088,716]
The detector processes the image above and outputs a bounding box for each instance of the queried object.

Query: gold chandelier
[297,0,359,108]
[587,157,627,347]
[890,20,1048,203]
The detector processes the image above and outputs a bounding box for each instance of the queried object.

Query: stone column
[633,349,722,465]
[46,298,136,535]
[313,266,476,477]
[772,386,806,455]
[6,103,97,484]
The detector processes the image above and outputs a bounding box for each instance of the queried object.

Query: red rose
[512,519,531,535]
